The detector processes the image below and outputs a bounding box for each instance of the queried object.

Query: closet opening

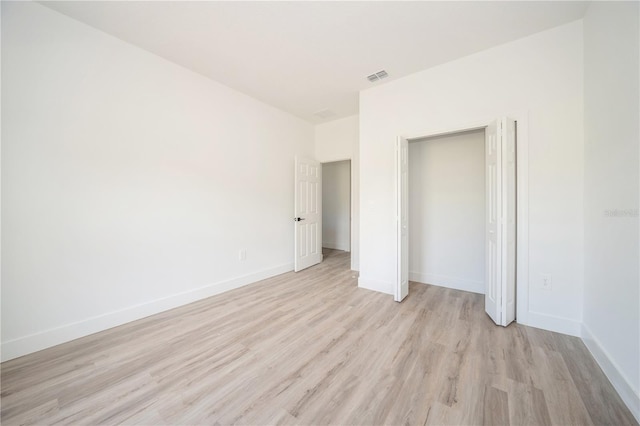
[409,129,486,295]
[396,118,519,327]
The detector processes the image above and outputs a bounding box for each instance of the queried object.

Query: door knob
[294,217,306,221]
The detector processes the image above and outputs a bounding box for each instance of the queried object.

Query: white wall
[315,116,358,162]
[322,161,351,252]
[582,1,640,420]
[409,130,485,294]
[1,2,314,361]
[315,115,359,269]
[359,21,584,335]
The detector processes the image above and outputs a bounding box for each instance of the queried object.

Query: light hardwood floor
[1,249,636,425]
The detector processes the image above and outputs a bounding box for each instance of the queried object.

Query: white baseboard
[581,323,640,423]
[358,276,393,295]
[409,272,484,294]
[524,311,582,337]
[1,263,293,362]
[322,241,350,251]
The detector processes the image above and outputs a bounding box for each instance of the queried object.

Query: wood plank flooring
[1,249,636,425]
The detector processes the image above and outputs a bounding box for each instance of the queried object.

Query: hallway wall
[322,161,351,251]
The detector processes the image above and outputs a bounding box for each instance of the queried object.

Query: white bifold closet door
[396,137,409,302]
[395,117,516,327]
[485,118,516,327]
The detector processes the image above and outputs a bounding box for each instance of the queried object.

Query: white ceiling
[41,1,589,123]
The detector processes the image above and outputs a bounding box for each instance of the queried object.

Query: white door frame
[397,113,529,326]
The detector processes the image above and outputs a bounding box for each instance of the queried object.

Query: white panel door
[485,118,517,326]
[396,137,409,302]
[294,156,322,272]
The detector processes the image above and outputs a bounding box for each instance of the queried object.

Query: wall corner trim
[581,323,640,423]
[1,263,294,362]
[358,276,393,295]
[322,241,350,252]
[523,311,582,337]
[409,272,484,294]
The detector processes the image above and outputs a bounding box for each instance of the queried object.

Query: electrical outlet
[239,249,247,261]
[540,273,552,290]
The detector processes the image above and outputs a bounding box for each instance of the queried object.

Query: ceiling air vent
[367,70,389,82]
[314,109,336,119]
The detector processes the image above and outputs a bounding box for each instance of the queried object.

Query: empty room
[1,1,638,425]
